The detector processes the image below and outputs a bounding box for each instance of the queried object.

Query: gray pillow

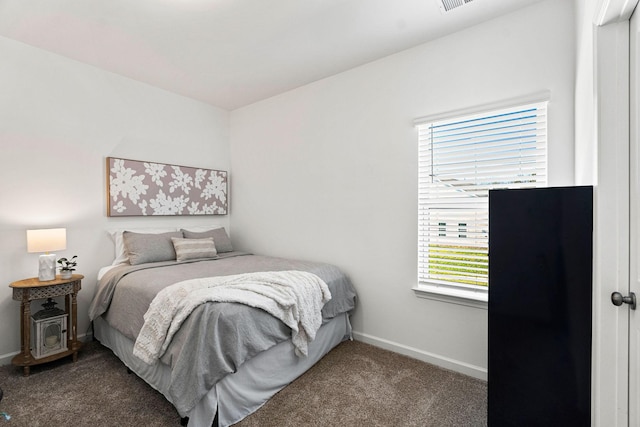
[172,237,218,262]
[123,231,182,265]
[181,228,233,253]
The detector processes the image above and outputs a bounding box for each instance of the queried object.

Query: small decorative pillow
[172,237,218,262]
[181,227,233,253]
[123,231,182,265]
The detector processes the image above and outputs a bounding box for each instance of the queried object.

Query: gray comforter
[88,252,357,416]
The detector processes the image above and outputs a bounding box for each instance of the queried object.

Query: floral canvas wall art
[107,157,228,216]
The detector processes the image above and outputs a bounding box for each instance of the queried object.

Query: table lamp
[27,228,66,281]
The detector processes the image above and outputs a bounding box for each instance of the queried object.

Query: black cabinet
[488,186,593,426]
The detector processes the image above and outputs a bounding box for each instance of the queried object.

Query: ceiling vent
[438,0,474,13]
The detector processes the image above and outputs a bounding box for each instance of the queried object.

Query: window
[415,101,548,304]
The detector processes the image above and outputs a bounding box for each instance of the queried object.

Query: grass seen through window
[428,244,488,286]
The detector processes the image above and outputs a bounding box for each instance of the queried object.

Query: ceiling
[0,0,544,110]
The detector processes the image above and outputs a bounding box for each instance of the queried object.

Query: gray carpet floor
[0,340,486,426]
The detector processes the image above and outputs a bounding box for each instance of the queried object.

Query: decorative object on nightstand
[57,255,77,280]
[26,228,66,281]
[31,298,68,359]
[9,274,83,376]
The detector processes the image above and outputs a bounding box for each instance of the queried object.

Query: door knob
[611,292,637,310]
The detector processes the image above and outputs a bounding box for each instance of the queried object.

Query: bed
[88,227,357,427]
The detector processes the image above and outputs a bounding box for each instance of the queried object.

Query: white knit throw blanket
[133,270,332,365]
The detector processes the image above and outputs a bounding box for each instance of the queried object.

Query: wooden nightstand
[9,274,83,376]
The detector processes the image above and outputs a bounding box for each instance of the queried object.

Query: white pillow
[108,228,177,265]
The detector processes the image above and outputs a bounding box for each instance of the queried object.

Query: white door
[629,8,640,426]
[593,16,630,425]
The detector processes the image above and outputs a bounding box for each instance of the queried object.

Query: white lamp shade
[27,228,67,253]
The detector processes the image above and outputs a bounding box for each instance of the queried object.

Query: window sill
[412,283,488,310]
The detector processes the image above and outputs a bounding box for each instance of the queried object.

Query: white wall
[230,0,576,376]
[0,36,230,362]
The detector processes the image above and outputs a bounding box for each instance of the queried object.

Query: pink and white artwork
[107,157,228,216]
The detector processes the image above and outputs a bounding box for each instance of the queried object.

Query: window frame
[412,93,550,309]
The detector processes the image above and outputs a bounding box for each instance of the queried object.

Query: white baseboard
[352,330,487,381]
[0,351,19,368]
[0,332,94,367]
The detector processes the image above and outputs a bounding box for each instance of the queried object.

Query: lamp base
[38,253,56,281]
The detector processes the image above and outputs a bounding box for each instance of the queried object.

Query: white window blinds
[417,101,548,288]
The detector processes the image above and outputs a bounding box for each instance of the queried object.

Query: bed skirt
[93,313,352,426]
